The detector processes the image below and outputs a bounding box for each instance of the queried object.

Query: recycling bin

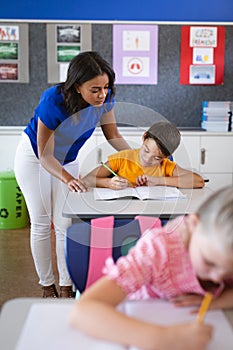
[0,171,28,229]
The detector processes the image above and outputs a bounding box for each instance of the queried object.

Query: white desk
[63,187,214,220]
[0,298,232,350]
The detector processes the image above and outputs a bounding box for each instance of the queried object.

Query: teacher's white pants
[14,133,79,287]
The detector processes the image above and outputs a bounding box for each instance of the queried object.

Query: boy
[83,121,204,189]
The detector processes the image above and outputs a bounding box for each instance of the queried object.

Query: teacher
[14,51,130,298]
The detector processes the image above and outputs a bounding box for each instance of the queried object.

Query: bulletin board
[180,26,225,85]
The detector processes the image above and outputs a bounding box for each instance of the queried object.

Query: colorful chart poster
[180,26,225,85]
[193,47,214,65]
[0,63,18,80]
[190,27,217,47]
[0,24,28,82]
[0,25,19,41]
[113,24,158,84]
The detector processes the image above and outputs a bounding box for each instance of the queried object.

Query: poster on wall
[47,23,92,83]
[0,24,29,83]
[180,26,225,85]
[113,24,158,85]
[0,25,19,41]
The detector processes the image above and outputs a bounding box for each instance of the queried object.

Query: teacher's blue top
[24,85,114,165]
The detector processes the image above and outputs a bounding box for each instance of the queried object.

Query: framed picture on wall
[47,23,92,83]
[57,25,81,43]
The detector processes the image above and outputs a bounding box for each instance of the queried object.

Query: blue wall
[1,0,233,22]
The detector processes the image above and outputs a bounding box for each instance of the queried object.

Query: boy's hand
[136,174,148,186]
[136,175,160,186]
[109,176,130,189]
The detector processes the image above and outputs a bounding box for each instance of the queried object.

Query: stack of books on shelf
[201,101,232,132]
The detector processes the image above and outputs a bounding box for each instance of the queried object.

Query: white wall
[0,127,25,172]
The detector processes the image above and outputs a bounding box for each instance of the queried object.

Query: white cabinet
[173,135,200,170]
[174,132,233,190]
[199,135,233,189]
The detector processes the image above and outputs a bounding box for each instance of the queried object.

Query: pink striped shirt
[103,216,231,300]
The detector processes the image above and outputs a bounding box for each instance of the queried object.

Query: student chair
[65,215,162,294]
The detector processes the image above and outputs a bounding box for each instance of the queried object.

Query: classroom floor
[0,225,59,310]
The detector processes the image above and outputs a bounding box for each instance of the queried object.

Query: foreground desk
[63,187,214,221]
[0,298,232,350]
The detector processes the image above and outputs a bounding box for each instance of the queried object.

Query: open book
[94,186,186,201]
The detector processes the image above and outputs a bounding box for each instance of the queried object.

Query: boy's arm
[137,165,205,188]
[168,165,205,188]
[82,164,114,188]
[83,161,129,189]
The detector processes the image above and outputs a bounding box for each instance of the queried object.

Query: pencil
[196,292,213,323]
[100,162,118,176]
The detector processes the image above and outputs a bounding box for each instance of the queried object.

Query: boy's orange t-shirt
[108,149,176,186]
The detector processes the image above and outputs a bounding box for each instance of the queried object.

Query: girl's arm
[136,165,205,189]
[100,109,131,151]
[69,276,213,350]
[171,288,233,311]
[83,161,130,189]
[37,118,87,192]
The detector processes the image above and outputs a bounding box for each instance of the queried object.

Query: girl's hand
[67,175,88,192]
[170,293,220,313]
[170,294,204,309]
[160,322,213,350]
[109,176,130,190]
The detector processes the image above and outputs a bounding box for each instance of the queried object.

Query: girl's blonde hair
[196,186,233,249]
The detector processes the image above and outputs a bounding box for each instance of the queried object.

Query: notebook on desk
[94,186,186,201]
[15,300,233,350]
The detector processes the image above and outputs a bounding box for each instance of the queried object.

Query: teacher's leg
[14,134,57,297]
[52,158,79,297]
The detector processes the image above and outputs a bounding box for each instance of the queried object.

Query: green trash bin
[0,171,28,229]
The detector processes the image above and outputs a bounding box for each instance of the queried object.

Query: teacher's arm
[100,109,131,151]
[37,118,87,192]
